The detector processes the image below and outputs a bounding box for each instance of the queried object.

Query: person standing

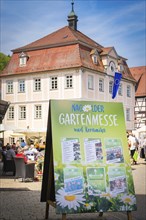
[6,145,16,160]
[133,134,139,150]
[20,139,26,148]
[128,133,137,165]
[143,137,146,161]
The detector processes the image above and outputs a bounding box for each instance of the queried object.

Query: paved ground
[0,158,146,220]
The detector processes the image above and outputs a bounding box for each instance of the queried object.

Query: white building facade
[0,5,136,145]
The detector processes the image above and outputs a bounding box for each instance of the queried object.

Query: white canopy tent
[10,133,25,137]
[12,129,46,144]
[13,128,46,134]
[0,124,6,133]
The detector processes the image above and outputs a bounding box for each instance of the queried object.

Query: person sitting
[39,141,46,152]
[16,148,36,164]
[1,146,7,156]
[15,148,29,164]
[29,144,39,160]
[1,146,7,162]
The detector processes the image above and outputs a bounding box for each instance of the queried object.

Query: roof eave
[12,39,103,54]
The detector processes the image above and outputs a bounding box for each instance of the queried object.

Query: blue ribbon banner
[112,72,122,99]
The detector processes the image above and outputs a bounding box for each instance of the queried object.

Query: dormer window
[19,52,28,67]
[93,55,98,64]
[90,49,99,65]
[119,64,124,71]
[118,59,124,72]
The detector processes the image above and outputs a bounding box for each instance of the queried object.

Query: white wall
[1,67,135,144]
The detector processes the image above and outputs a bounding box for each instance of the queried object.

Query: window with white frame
[19,52,28,67]
[118,83,123,96]
[93,55,98,64]
[65,75,73,88]
[19,106,26,119]
[9,137,15,145]
[127,85,131,97]
[34,105,42,119]
[88,75,94,90]
[34,78,41,91]
[6,80,13,94]
[90,49,99,65]
[20,57,27,66]
[119,64,124,72]
[18,79,25,93]
[126,108,130,121]
[109,81,113,94]
[8,106,14,120]
[99,78,104,92]
[50,76,58,90]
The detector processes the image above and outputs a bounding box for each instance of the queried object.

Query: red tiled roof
[2,44,105,76]
[79,45,104,72]
[120,60,136,82]
[100,47,113,55]
[2,45,80,75]
[130,66,146,97]
[0,25,136,82]
[12,26,103,52]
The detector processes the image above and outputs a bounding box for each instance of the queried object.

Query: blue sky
[1,0,146,67]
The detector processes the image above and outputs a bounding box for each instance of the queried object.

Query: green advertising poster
[50,100,137,214]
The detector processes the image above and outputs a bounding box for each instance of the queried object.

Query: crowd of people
[0,139,45,180]
[127,132,146,165]
[0,134,146,179]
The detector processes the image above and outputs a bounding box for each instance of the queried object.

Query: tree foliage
[0,52,11,72]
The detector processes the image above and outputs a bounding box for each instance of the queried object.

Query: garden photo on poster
[50,100,137,214]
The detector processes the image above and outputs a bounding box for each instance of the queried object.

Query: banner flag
[112,72,122,99]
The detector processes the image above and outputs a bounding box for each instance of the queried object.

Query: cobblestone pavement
[0,159,146,220]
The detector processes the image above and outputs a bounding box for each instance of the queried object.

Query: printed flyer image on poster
[86,167,106,195]
[61,138,81,164]
[105,138,124,164]
[50,100,137,214]
[64,167,84,195]
[84,138,103,163]
[108,166,127,195]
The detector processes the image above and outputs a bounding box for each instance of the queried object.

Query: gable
[108,48,118,59]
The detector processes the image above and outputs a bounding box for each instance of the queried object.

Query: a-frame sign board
[41,100,137,220]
